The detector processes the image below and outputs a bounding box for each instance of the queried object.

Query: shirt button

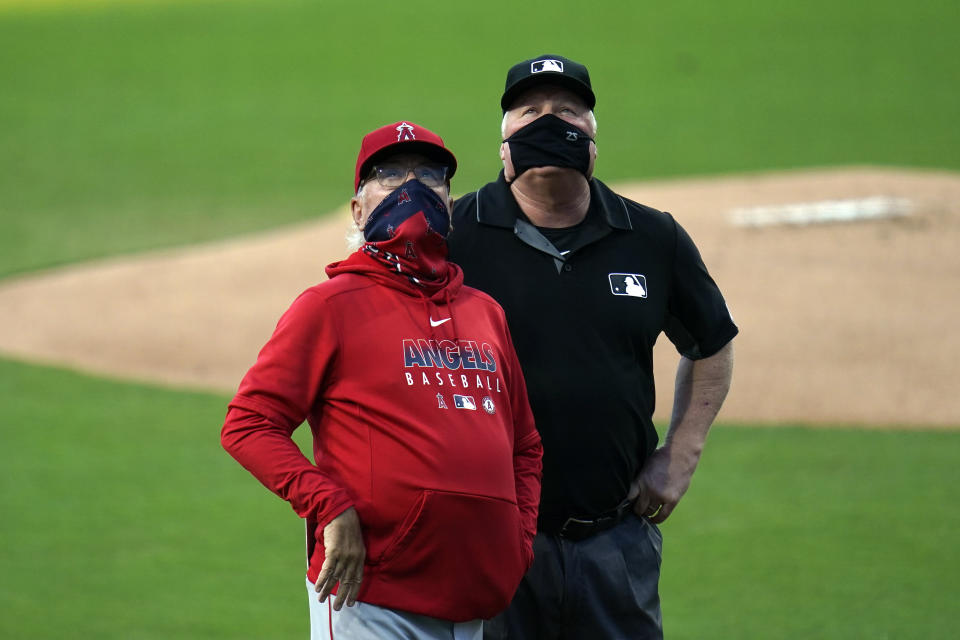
[563,264,573,272]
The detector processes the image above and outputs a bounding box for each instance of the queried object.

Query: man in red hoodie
[221,121,542,640]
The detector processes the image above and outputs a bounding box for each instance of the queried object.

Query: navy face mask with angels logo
[503,113,594,180]
[363,179,450,243]
[361,179,451,284]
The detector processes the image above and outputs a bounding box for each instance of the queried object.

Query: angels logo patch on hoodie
[481,396,496,414]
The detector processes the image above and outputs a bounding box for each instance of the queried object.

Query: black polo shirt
[448,172,738,531]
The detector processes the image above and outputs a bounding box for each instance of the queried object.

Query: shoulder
[452,190,479,214]
[449,179,512,258]
[451,193,476,230]
[458,285,506,312]
[451,188,482,226]
[454,286,512,337]
[594,179,677,233]
[452,174,515,227]
[289,275,378,311]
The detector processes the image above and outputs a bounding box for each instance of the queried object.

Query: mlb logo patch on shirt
[453,395,477,410]
[609,273,648,298]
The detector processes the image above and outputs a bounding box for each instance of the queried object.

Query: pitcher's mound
[0,166,957,427]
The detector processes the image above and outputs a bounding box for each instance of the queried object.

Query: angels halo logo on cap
[353,120,457,192]
[531,59,564,74]
[396,122,415,141]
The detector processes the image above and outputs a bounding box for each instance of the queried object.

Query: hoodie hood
[328,181,464,342]
[325,237,464,305]
[326,246,465,344]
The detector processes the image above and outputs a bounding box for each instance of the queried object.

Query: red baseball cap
[354,121,458,192]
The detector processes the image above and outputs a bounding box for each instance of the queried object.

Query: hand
[633,344,732,524]
[631,444,699,524]
[314,507,366,610]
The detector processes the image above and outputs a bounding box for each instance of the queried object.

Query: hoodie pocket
[372,489,526,617]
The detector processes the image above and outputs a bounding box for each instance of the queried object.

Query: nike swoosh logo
[430,317,452,327]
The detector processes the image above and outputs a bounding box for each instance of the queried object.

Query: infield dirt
[1,166,957,427]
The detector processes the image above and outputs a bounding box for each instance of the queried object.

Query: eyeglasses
[367,163,448,188]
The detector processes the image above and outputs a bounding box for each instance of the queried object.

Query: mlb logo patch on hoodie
[454,395,477,410]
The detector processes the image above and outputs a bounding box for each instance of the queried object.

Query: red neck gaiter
[361,179,451,287]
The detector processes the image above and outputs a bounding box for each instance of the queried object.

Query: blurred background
[1,0,958,637]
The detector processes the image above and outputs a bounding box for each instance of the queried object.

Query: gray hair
[345,224,365,251]
[345,182,366,251]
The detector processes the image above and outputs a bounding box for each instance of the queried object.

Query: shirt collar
[474,171,633,231]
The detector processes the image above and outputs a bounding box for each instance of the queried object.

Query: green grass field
[2,0,959,637]
[2,358,957,639]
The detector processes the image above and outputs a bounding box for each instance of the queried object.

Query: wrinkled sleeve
[221,290,353,528]
[663,216,739,360]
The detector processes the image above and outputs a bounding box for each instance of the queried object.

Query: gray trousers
[484,514,663,640]
[306,577,482,640]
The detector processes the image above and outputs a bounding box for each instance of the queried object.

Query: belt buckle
[559,516,595,541]
[559,500,633,541]
[595,514,615,528]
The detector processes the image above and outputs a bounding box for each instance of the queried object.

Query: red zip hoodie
[221,246,542,622]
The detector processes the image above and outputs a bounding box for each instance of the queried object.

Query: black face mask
[503,114,594,180]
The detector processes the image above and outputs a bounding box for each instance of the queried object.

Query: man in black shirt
[447,54,738,639]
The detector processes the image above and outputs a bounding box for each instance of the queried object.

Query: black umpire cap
[501,54,596,112]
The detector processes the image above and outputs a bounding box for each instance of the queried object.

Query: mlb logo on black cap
[501,54,596,112]
[531,59,564,74]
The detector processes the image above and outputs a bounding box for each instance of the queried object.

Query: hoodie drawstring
[444,288,464,350]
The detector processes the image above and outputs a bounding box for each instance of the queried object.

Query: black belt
[552,499,636,542]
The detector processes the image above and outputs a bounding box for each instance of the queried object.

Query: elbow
[705,340,735,383]
[717,340,734,388]
[220,424,233,453]
[220,419,240,457]
[220,405,257,456]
